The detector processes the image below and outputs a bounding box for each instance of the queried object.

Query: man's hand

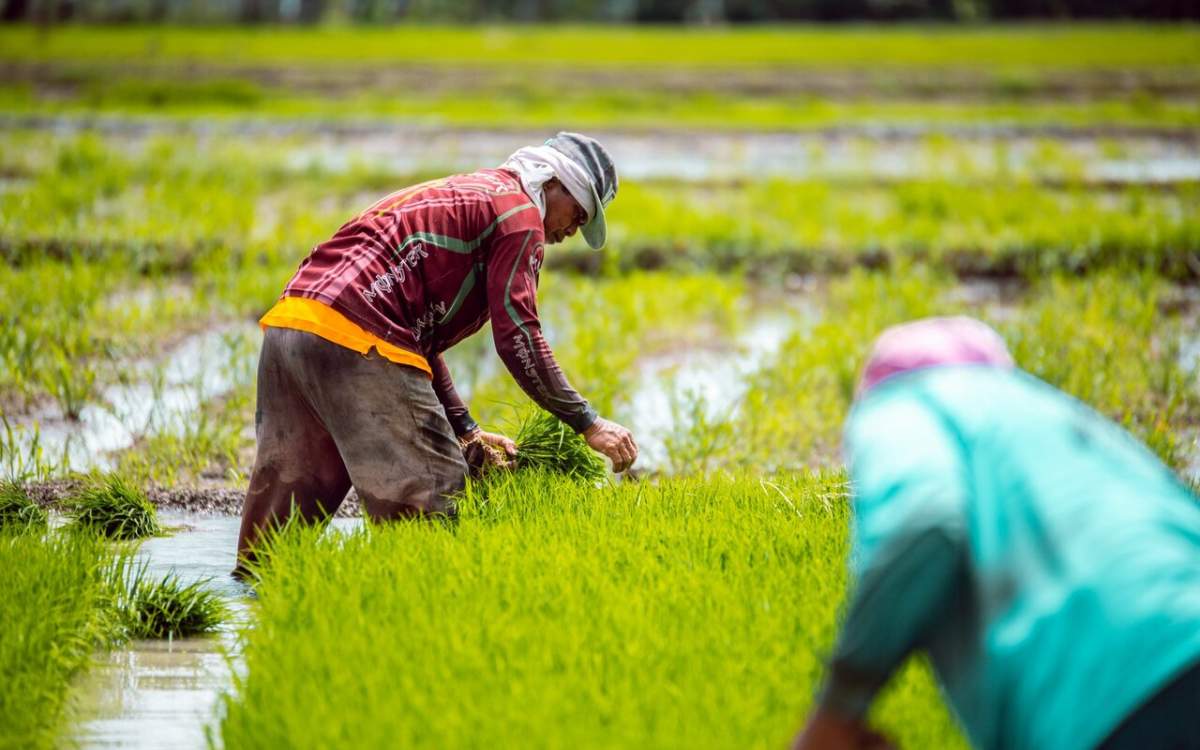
[460,429,518,472]
[791,710,894,750]
[583,417,638,473]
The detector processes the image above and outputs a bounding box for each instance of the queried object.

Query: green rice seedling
[512,409,607,483]
[0,529,122,749]
[219,471,967,749]
[49,336,99,421]
[0,480,47,529]
[3,25,1198,69]
[663,388,738,476]
[1,25,1195,68]
[67,474,161,540]
[120,566,228,640]
[0,414,59,483]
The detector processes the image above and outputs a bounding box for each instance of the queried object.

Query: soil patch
[26,479,364,517]
[6,61,1199,100]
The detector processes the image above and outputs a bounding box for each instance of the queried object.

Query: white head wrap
[500,145,598,221]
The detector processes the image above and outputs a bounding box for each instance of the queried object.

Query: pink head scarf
[857,316,1015,397]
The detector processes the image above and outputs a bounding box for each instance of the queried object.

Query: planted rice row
[3,24,1197,69]
[4,82,1198,130]
[3,133,1196,278]
[6,266,1192,489]
[221,471,967,748]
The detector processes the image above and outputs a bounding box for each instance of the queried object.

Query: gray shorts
[242,326,467,532]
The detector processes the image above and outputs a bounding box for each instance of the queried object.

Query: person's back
[844,365,1200,749]
[281,168,540,358]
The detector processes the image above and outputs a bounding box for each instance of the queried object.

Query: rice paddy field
[1,21,1198,750]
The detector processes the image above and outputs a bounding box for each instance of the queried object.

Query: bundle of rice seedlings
[68,474,161,540]
[121,567,228,639]
[514,409,607,483]
[0,481,47,529]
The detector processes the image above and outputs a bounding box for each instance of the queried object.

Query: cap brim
[581,183,606,250]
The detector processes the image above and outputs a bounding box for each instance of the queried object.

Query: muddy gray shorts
[248,326,468,519]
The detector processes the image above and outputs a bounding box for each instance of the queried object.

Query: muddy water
[69,514,360,749]
[14,323,257,474]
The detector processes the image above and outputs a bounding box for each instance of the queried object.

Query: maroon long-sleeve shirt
[278,168,597,436]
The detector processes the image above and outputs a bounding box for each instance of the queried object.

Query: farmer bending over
[794,317,1200,750]
[236,132,638,572]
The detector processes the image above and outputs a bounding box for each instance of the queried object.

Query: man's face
[543,179,588,245]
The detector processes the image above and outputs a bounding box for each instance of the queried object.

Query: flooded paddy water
[628,309,806,470]
[4,116,1198,186]
[68,515,245,750]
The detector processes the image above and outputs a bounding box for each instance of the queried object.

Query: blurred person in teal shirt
[793,317,1200,750]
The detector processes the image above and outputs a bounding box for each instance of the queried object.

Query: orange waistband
[259,296,432,377]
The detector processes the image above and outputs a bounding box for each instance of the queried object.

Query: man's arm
[795,397,968,748]
[819,527,964,719]
[485,228,597,433]
[795,531,963,750]
[429,353,478,438]
[485,228,637,471]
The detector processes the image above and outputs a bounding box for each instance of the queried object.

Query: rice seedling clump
[514,409,607,483]
[68,474,161,540]
[0,481,47,529]
[120,569,227,639]
[0,530,118,748]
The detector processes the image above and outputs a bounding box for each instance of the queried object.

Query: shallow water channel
[68,514,360,749]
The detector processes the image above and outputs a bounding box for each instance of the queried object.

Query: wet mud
[26,479,364,517]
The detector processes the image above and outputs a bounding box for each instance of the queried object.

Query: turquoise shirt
[831,366,1200,750]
